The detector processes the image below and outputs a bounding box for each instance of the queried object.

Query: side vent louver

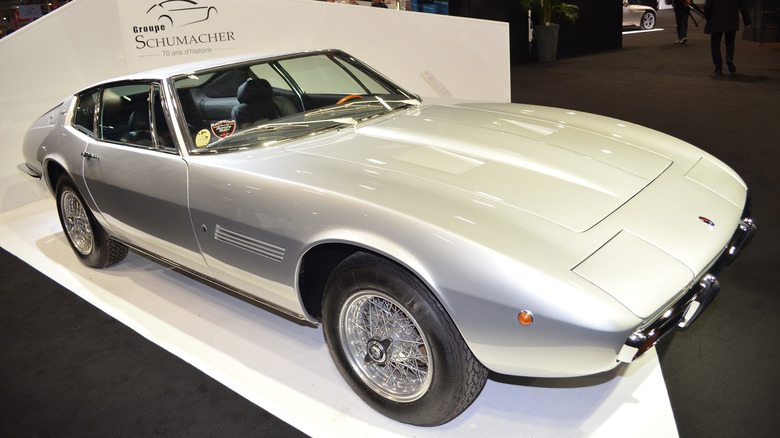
[214,225,285,262]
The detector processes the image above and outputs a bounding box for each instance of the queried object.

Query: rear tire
[322,252,488,426]
[56,176,128,268]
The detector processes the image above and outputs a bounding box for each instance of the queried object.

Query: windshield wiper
[303,102,382,119]
[257,117,357,131]
[303,98,420,120]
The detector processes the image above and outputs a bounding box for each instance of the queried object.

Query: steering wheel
[336,94,363,105]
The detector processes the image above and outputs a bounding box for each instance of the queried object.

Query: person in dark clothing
[673,0,691,44]
[704,0,752,74]
[371,0,389,7]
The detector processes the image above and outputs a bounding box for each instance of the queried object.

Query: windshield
[172,51,419,153]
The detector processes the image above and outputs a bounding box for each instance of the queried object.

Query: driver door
[82,81,207,273]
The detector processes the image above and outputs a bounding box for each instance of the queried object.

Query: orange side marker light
[518,311,534,326]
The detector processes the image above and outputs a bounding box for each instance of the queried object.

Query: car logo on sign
[699,216,715,227]
[147,1,218,28]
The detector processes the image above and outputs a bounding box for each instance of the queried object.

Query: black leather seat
[123,109,153,146]
[231,79,279,130]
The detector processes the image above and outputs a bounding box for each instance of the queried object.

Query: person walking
[704,0,752,74]
[673,0,691,44]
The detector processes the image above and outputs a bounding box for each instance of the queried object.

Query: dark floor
[2,9,779,438]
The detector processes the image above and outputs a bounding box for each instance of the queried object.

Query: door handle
[81,152,99,160]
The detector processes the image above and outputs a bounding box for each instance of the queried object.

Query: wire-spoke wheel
[323,252,488,426]
[60,188,94,255]
[339,290,433,402]
[56,176,128,268]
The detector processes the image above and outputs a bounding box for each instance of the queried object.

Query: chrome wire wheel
[60,189,94,255]
[339,290,433,402]
[323,253,489,425]
[55,176,128,268]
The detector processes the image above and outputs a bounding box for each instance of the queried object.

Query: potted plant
[519,0,579,62]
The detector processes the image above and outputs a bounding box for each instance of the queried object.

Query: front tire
[56,176,128,268]
[322,253,488,426]
[640,11,656,30]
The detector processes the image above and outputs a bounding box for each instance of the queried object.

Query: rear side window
[73,90,98,136]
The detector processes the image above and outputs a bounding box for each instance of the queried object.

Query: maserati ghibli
[20,50,755,426]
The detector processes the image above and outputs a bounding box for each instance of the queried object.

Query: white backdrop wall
[0,0,509,212]
[115,0,511,100]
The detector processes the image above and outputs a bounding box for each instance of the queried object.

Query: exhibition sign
[117,0,239,64]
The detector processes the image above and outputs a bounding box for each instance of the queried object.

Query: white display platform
[0,193,679,437]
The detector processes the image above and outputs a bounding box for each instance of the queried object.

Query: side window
[249,63,293,92]
[201,68,247,98]
[97,82,177,153]
[279,55,366,95]
[100,83,152,145]
[334,58,392,95]
[73,90,98,137]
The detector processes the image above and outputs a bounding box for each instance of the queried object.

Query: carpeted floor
[2,9,778,438]
[0,248,308,437]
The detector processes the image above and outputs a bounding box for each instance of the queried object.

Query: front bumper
[618,201,757,363]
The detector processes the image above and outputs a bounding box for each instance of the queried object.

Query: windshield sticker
[211,120,236,138]
[195,129,211,147]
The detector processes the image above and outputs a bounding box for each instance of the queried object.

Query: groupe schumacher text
[135,31,235,49]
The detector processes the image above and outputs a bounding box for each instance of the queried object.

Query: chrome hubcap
[365,338,392,365]
[61,189,93,255]
[339,291,432,402]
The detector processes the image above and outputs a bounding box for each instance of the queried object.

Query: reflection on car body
[20,49,756,426]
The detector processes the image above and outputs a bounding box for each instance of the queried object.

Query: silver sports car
[20,49,755,426]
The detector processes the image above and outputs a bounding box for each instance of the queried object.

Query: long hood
[288,103,672,232]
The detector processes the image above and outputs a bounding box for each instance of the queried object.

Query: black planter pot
[535,24,560,62]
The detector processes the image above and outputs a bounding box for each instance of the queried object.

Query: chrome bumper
[618,202,757,363]
[17,162,42,179]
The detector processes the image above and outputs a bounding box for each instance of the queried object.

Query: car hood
[288,103,672,232]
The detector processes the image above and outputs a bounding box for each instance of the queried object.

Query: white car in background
[624,0,657,29]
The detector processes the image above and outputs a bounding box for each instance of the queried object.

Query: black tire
[56,176,128,268]
[322,252,488,426]
[640,11,656,30]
